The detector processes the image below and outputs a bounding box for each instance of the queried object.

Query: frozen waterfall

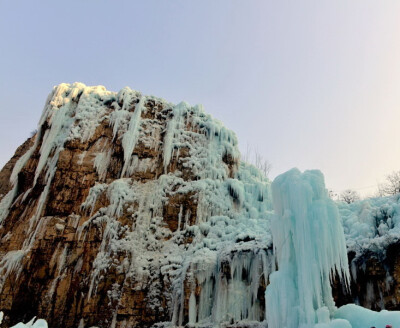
[266,169,350,328]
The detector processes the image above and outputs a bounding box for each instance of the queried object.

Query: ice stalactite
[163,101,187,172]
[172,249,273,327]
[94,149,112,181]
[266,168,350,328]
[121,94,145,177]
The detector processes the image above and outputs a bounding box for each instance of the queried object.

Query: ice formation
[338,194,400,257]
[1,83,400,327]
[265,169,400,328]
[266,169,350,328]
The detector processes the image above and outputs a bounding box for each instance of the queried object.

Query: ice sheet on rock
[0,250,26,289]
[79,161,272,325]
[169,165,272,327]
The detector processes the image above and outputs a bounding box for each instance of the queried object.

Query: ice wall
[169,162,273,326]
[266,169,350,328]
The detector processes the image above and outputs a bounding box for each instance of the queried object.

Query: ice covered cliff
[0,83,272,328]
[1,83,400,328]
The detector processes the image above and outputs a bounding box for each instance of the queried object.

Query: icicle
[120,95,145,177]
[188,291,197,325]
[94,150,112,181]
[81,183,107,216]
[0,250,26,292]
[177,205,183,232]
[163,102,187,172]
[48,245,68,298]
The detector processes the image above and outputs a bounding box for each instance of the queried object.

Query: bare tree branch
[378,171,400,196]
[340,189,360,204]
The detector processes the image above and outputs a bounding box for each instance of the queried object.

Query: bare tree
[378,171,400,196]
[340,189,360,204]
[241,145,272,178]
[254,150,272,178]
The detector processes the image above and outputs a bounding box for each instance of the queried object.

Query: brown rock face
[0,136,35,200]
[0,83,248,328]
[333,244,400,311]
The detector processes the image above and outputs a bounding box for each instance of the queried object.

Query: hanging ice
[266,168,350,328]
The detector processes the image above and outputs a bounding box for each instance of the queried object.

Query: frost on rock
[266,169,350,328]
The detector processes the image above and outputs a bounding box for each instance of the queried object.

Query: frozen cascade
[172,248,274,327]
[266,169,350,328]
[264,169,400,327]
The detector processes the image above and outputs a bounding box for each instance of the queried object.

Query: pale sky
[1,0,400,197]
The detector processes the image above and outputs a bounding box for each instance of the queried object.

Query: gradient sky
[1,0,400,196]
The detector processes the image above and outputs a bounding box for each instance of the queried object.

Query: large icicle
[120,94,145,177]
[162,101,187,172]
[266,168,350,328]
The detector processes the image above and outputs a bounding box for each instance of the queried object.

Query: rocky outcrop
[0,136,35,199]
[333,243,400,311]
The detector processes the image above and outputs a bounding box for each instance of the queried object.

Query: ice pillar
[266,169,350,328]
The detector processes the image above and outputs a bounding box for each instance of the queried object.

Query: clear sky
[1,0,400,196]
